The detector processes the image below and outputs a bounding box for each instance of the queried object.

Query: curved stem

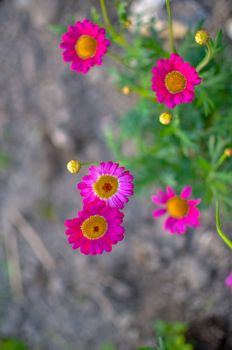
[166,0,175,53]
[215,200,232,250]
[196,42,213,72]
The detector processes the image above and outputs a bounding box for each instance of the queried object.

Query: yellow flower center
[93,175,118,199]
[81,215,107,240]
[75,35,97,60]
[167,196,189,218]
[165,70,186,94]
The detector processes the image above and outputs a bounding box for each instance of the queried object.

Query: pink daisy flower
[77,161,134,209]
[64,200,124,255]
[60,19,111,74]
[151,53,202,109]
[225,272,232,291]
[151,185,201,235]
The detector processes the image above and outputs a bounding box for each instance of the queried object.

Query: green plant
[100,341,117,350]
[0,339,28,350]
[154,321,193,350]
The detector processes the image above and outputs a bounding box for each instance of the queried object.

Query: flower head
[65,200,124,255]
[151,53,202,109]
[60,19,111,74]
[225,272,232,291]
[78,161,134,209]
[152,185,201,234]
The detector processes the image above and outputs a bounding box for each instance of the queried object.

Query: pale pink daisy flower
[151,53,202,109]
[64,200,124,255]
[225,272,232,291]
[152,185,201,234]
[77,162,134,209]
[60,19,110,74]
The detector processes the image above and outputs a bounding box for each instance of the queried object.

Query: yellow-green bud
[122,86,131,95]
[159,112,172,125]
[224,148,232,157]
[195,30,209,46]
[124,19,132,28]
[67,160,81,174]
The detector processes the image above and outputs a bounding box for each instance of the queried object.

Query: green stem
[100,0,111,29]
[215,200,232,250]
[107,51,132,69]
[166,0,175,53]
[81,161,96,166]
[100,0,127,47]
[196,42,213,72]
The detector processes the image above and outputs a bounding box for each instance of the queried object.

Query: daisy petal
[180,186,192,199]
[153,208,167,218]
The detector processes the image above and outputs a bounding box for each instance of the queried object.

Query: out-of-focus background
[1,0,232,349]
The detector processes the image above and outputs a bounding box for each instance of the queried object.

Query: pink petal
[186,207,200,226]
[180,186,192,199]
[164,216,177,234]
[188,199,201,206]
[170,53,184,68]
[151,190,169,204]
[165,95,176,109]
[173,219,186,235]
[225,272,232,288]
[80,237,91,255]
[174,93,183,105]
[153,208,167,218]
[166,186,176,198]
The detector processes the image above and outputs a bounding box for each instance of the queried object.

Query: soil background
[1,0,232,349]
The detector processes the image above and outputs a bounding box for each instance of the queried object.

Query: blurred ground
[0,0,232,349]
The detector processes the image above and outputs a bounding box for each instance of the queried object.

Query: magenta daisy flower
[225,272,232,291]
[77,161,134,209]
[64,200,124,255]
[151,185,201,235]
[151,53,202,109]
[60,19,111,74]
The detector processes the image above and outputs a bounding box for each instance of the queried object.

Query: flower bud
[159,112,172,125]
[124,19,132,29]
[122,86,131,95]
[67,160,81,174]
[224,148,232,157]
[195,30,209,46]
